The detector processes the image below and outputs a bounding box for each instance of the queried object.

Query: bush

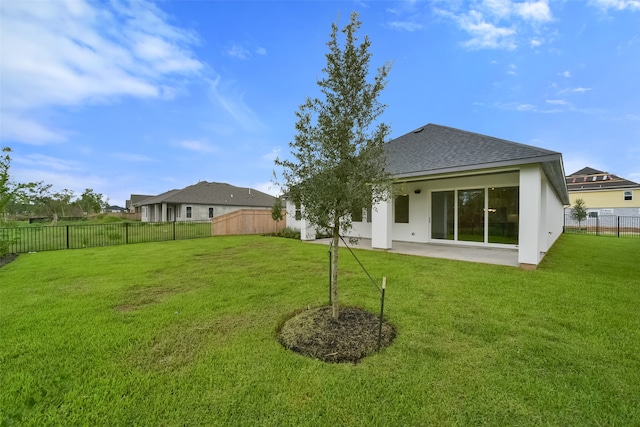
[267,227,301,239]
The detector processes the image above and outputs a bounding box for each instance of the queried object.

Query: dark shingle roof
[385,124,560,176]
[566,167,640,192]
[134,182,274,208]
[569,167,604,176]
[385,124,569,204]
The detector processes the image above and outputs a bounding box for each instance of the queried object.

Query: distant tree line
[1,147,108,223]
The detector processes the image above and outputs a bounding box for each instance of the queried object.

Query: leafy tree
[271,196,284,222]
[76,188,107,215]
[275,12,392,319]
[571,198,588,229]
[1,147,37,223]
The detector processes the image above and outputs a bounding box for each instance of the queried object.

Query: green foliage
[275,11,392,234]
[571,198,588,226]
[0,235,638,425]
[271,197,284,222]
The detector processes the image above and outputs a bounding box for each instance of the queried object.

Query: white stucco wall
[543,174,566,252]
[361,172,520,244]
[284,200,302,231]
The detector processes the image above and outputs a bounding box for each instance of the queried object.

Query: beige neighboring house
[566,167,640,217]
[134,181,275,223]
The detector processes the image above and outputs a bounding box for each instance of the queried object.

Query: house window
[395,195,409,223]
[588,211,598,218]
[624,191,633,201]
[209,207,214,218]
[366,206,372,223]
[295,203,301,221]
[186,206,192,218]
[351,208,363,222]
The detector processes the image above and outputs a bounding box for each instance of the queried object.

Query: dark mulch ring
[0,253,18,269]
[278,306,396,364]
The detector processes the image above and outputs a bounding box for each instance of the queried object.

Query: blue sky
[1,0,639,207]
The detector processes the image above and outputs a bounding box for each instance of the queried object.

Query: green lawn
[1,234,638,426]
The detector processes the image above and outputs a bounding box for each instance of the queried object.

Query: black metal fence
[564,215,640,238]
[1,221,212,254]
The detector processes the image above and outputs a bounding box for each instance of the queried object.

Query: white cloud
[546,99,571,106]
[15,153,83,171]
[514,0,553,22]
[208,77,266,132]
[435,1,554,50]
[0,0,203,145]
[458,11,517,50]
[261,147,281,163]
[589,0,640,11]
[559,70,572,77]
[256,47,267,55]
[226,44,251,60]
[254,181,280,196]
[177,139,218,153]
[387,21,424,31]
[0,113,68,145]
[574,87,593,93]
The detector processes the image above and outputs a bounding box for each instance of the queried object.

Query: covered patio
[307,238,520,267]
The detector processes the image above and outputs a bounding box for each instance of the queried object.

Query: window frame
[394,195,409,224]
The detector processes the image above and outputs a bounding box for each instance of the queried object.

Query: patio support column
[519,164,542,268]
[161,203,167,222]
[372,196,392,249]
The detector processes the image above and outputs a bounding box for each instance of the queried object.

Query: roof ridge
[425,123,559,155]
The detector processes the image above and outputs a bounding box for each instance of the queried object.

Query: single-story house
[134,181,275,223]
[565,167,640,217]
[286,124,570,269]
[126,194,154,214]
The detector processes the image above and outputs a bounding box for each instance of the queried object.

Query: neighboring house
[105,205,127,213]
[286,123,570,269]
[565,167,640,217]
[134,181,275,223]
[127,194,154,214]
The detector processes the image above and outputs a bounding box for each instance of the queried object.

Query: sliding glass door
[487,187,519,244]
[431,191,454,240]
[457,189,484,242]
[431,187,519,244]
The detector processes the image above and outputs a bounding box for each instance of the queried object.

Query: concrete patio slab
[306,238,520,267]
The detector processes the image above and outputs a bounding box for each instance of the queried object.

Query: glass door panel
[488,187,519,244]
[431,191,454,240]
[458,189,484,242]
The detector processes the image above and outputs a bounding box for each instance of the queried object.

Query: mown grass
[1,234,638,426]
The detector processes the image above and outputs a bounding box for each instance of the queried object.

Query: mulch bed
[0,253,18,269]
[278,306,396,363]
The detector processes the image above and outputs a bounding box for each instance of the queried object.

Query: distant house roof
[385,124,569,204]
[134,181,275,208]
[566,167,640,192]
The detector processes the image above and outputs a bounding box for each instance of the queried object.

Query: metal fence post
[66,225,70,249]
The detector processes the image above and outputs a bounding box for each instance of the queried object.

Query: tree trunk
[331,220,340,319]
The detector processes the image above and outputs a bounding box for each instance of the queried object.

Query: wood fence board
[212,209,286,235]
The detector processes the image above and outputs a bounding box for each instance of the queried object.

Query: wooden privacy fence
[212,209,286,236]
